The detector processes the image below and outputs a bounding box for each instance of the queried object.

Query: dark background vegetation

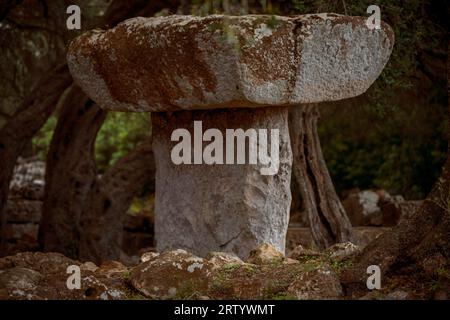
[1,0,448,200]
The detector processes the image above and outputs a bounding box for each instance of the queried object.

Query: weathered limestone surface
[67,14,394,112]
[152,107,292,259]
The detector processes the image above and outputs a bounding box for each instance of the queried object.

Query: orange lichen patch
[67,14,394,112]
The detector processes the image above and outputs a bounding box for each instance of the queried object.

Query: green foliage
[266,15,281,29]
[121,270,131,280]
[33,112,150,173]
[128,193,155,216]
[94,112,150,172]
[32,115,57,159]
[221,263,243,273]
[330,259,353,276]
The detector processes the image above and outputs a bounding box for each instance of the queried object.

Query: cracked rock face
[152,107,292,259]
[67,14,394,112]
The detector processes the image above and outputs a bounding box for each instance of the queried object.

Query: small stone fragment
[246,243,284,265]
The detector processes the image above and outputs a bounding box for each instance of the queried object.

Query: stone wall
[5,157,44,255]
[3,158,154,257]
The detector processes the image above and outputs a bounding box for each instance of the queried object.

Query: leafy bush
[94,112,150,172]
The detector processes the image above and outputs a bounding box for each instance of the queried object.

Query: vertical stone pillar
[152,107,292,259]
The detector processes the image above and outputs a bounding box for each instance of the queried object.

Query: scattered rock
[359,290,411,301]
[0,252,129,300]
[0,246,432,300]
[206,252,244,270]
[247,244,284,265]
[342,190,382,226]
[283,258,300,264]
[140,251,160,263]
[129,246,344,300]
[385,290,409,300]
[343,189,421,228]
[96,261,127,278]
[288,245,323,262]
[9,157,45,201]
[358,291,383,300]
[207,251,337,299]
[0,267,43,291]
[119,251,140,266]
[381,199,423,226]
[286,226,318,252]
[130,249,210,299]
[326,242,361,262]
[287,263,343,299]
[80,262,98,273]
[287,226,390,251]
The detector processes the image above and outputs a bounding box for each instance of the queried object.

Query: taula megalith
[67,14,394,259]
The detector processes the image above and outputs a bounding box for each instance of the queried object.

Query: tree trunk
[38,85,106,258]
[79,138,155,263]
[39,84,155,263]
[0,64,71,256]
[289,104,353,249]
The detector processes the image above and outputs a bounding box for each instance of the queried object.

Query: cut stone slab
[152,107,292,259]
[67,14,394,112]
